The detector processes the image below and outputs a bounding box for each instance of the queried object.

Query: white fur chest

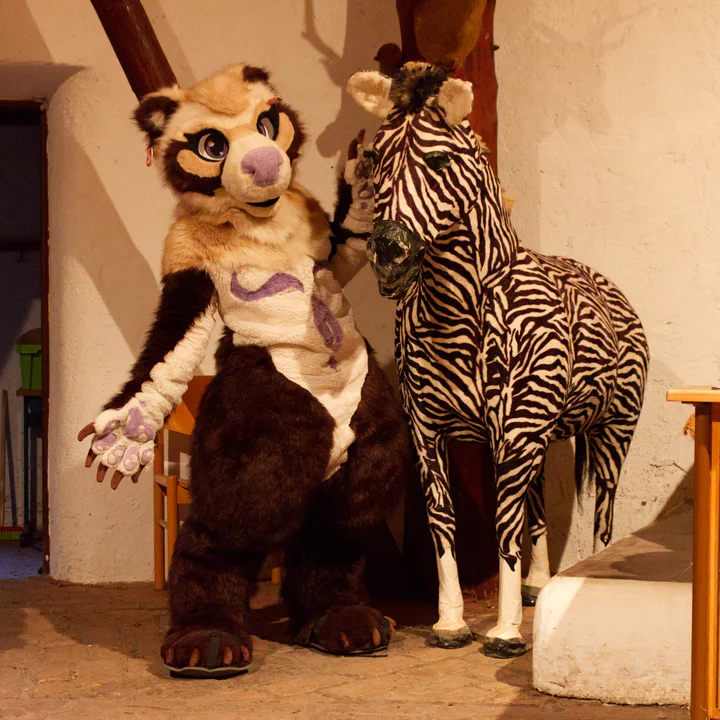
[208,256,368,478]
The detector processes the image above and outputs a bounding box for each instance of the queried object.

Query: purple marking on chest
[311,294,343,352]
[231,272,305,301]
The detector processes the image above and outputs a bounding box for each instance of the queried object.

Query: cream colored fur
[436,77,474,125]
[162,182,331,276]
[346,71,393,119]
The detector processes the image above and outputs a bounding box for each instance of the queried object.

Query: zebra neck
[436,189,520,288]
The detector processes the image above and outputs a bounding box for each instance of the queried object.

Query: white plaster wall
[496,1,712,570]
[1,0,398,582]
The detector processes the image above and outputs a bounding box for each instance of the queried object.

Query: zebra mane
[389,62,450,115]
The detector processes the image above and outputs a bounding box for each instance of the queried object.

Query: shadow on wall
[301,0,399,161]
[54,131,159,362]
[499,2,652,252]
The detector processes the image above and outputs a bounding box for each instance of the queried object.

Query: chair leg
[270,550,283,585]
[153,482,166,591]
[167,475,179,565]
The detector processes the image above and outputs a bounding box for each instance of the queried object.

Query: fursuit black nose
[367,220,415,267]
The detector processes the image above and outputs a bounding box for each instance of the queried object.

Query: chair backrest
[165,375,214,436]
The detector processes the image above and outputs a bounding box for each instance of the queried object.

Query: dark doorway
[0,101,48,577]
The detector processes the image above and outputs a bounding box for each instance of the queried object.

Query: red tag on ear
[146,147,154,167]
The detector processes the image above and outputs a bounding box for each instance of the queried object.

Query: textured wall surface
[496,0,714,570]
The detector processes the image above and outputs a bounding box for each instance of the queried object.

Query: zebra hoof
[522,585,542,607]
[427,626,473,649]
[481,637,528,659]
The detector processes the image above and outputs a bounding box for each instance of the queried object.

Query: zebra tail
[575,434,590,508]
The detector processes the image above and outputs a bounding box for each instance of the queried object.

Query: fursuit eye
[197,130,229,161]
[257,106,280,140]
[424,151,451,171]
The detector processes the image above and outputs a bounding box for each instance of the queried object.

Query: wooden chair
[153,375,212,590]
[153,375,283,590]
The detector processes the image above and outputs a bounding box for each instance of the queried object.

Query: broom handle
[0,390,7,527]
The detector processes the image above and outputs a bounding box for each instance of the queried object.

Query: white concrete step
[532,501,692,705]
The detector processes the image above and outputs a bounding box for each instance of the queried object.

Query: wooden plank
[90,0,176,99]
[667,387,720,404]
[167,475,179,564]
[456,0,498,171]
[709,404,720,716]
[16,389,42,397]
[153,479,165,590]
[692,404,714,719]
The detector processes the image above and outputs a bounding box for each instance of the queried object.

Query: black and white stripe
[372,99,649,577]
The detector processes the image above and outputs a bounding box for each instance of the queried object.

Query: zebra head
[348,63,480,299]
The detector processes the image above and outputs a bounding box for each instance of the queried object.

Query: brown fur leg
[282,351,412,648]
[164,341,335,673]
[163,518,263,671]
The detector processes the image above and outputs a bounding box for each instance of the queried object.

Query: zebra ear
[436,78,474,125]
[347,71,393,119]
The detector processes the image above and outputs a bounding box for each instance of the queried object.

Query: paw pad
[122,447,140,473]
[93,433,117,453]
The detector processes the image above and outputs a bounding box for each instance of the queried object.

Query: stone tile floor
[0,578,689,719]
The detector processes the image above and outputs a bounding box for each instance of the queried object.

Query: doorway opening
[0,101,49,578]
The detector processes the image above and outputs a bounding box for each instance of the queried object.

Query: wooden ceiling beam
[90,0,176,100]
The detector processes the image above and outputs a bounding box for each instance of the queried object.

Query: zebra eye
[424,151,451,170]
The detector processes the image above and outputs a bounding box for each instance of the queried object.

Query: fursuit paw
[162,626,253,679]
[300,605,397,656]
[78,399,162,489]
[341,130,374,235]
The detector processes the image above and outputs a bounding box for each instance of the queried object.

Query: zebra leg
[417,432,473,649]
[482,447,546,659]
[522,466,550,606]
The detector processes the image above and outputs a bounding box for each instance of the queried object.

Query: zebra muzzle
[367,220,426,299]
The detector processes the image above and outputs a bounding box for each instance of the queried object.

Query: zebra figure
[348,63,649,658]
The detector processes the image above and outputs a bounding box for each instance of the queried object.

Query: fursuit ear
[436,78,474,125]
[347,71,393,119]
[134,87,185,147]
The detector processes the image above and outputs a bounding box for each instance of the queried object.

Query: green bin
[16,328,42,390]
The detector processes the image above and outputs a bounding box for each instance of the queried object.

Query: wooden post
[392,0,501,599]
[153,429,165,590]
[667,387,720,718]
[90,0,176,99]
[167,474,179,563]
[153,480,165,590]
[693,404,713,718]
[456,0,498,171]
